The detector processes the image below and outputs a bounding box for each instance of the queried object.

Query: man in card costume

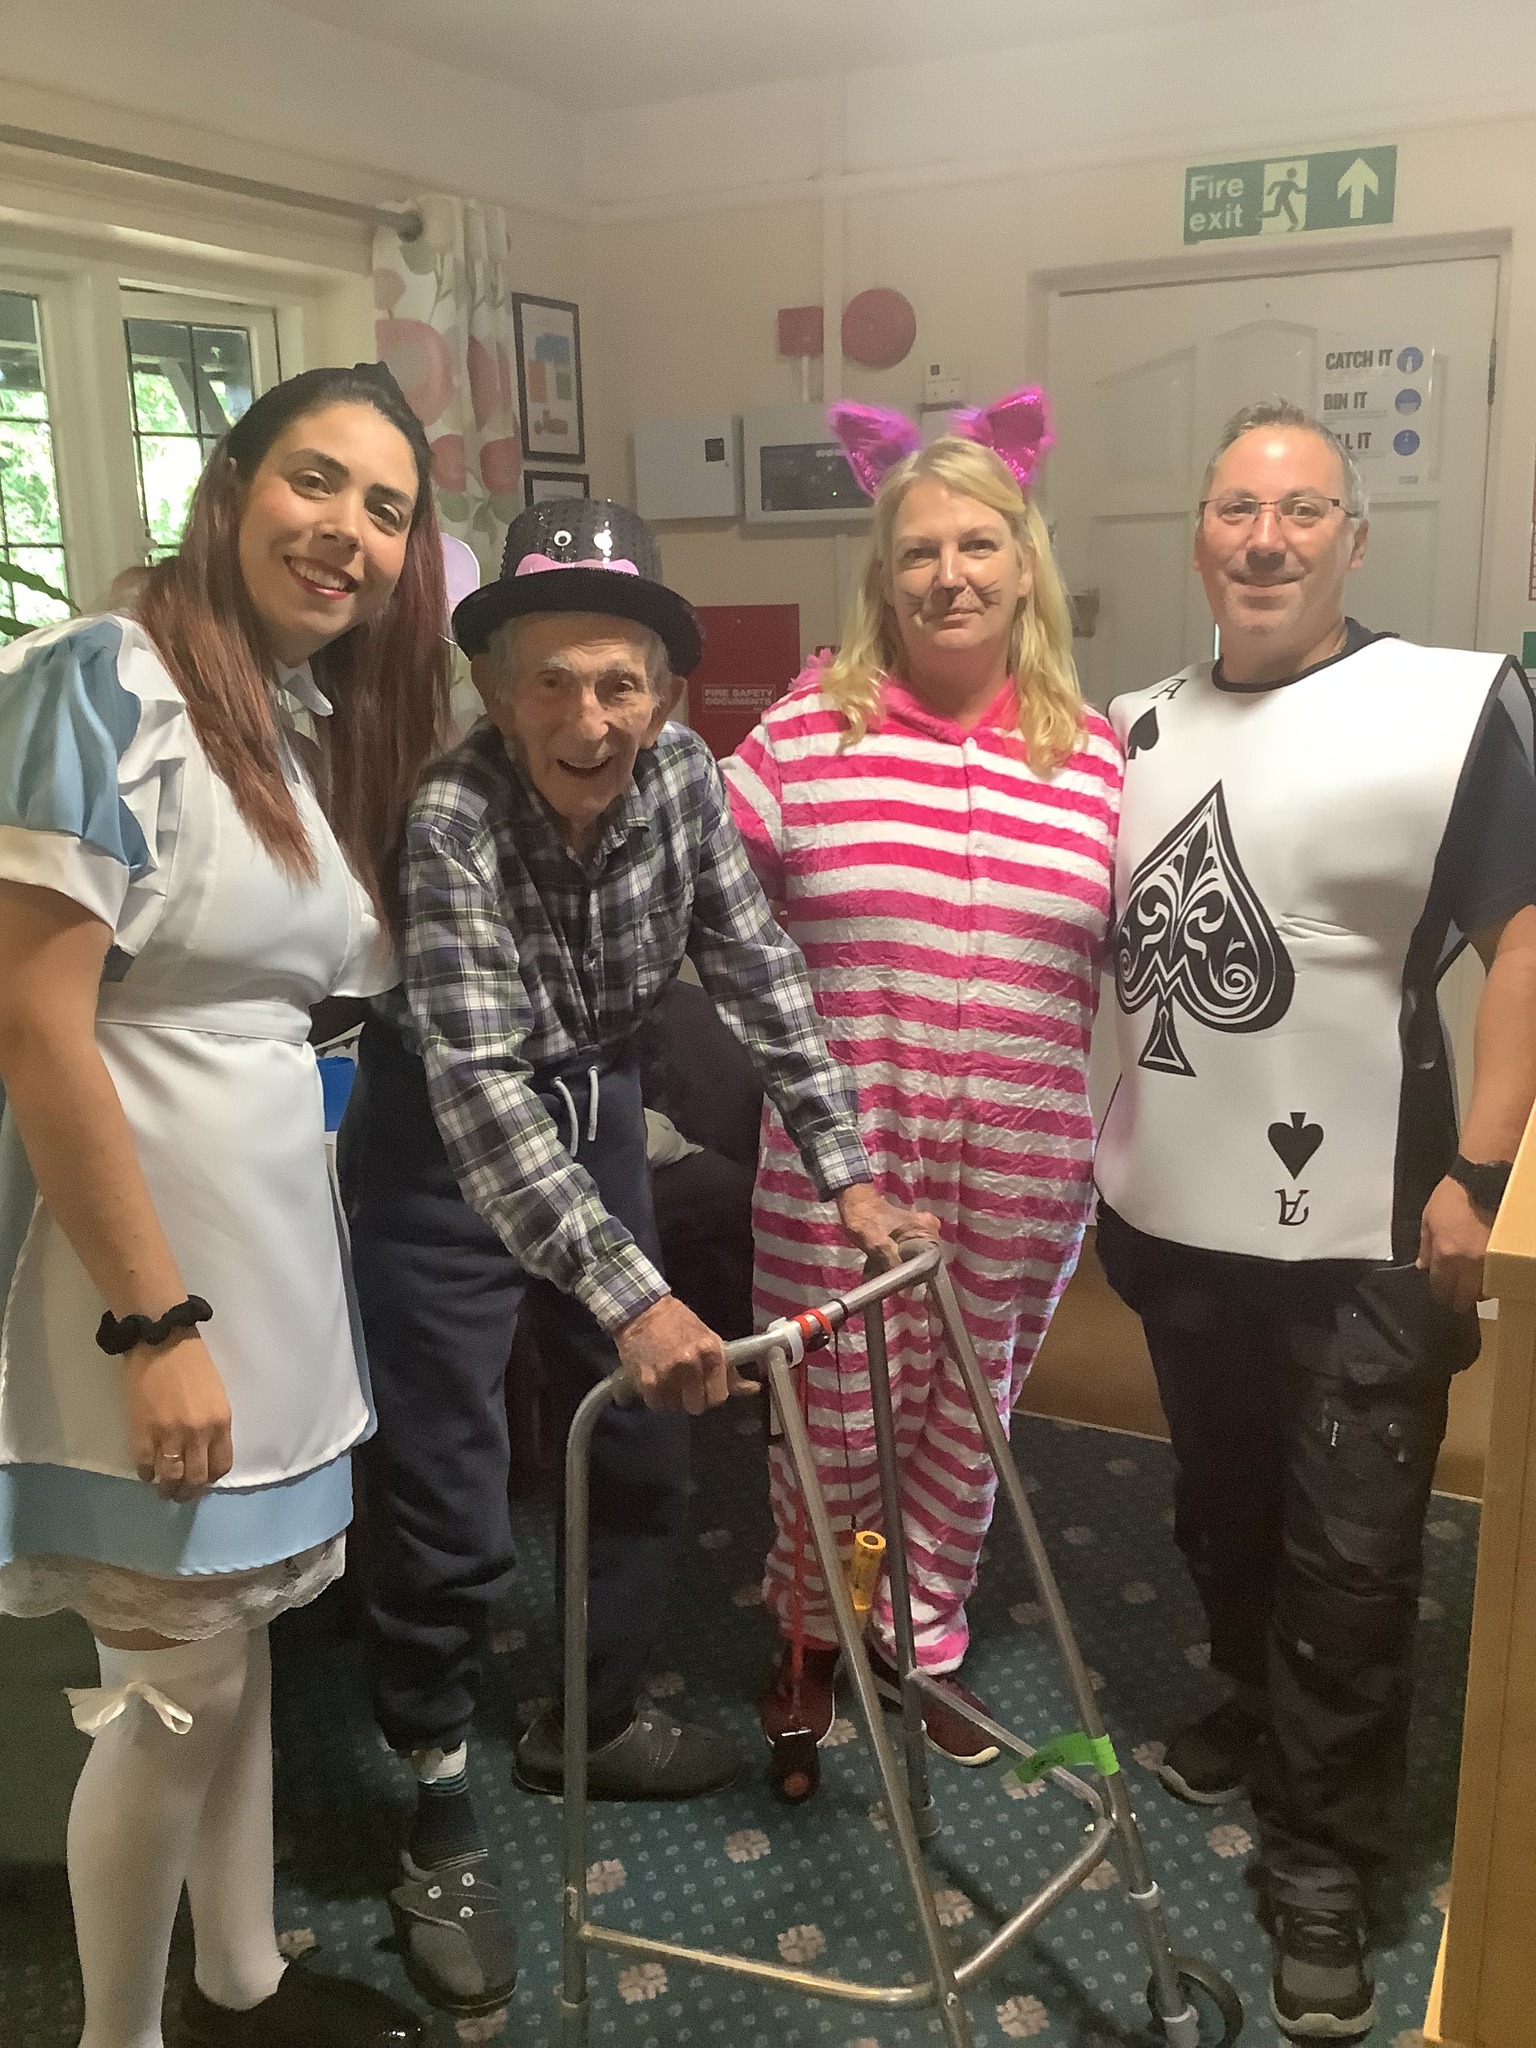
[1095,399,1536,2040]
[339,499,926,2018]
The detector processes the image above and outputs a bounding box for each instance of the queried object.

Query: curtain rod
[0,125,423,241]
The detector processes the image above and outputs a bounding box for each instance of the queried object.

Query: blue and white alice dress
[0,614,393,1639]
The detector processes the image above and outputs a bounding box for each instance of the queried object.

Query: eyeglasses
[1198,492,1355,532]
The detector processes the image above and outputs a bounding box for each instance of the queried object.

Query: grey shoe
[388,1850,517,2018]
[1158,1696,1265,1806]
[514,1704,739,1800]
[1270,1905,1376,2040]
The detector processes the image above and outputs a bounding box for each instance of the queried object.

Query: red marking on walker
[792,1308,837,1351]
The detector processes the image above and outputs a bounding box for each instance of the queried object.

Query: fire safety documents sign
[1184,146,1396,244]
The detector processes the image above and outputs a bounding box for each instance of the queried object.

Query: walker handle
[721,1239,943,1386]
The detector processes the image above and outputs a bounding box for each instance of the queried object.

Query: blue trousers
[339,1016,690,1754]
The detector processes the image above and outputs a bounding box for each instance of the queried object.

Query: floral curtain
[373,196,524,578]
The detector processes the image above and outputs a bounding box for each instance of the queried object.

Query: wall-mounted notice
[1318,336,1438,492]
[1184,146,1396,244]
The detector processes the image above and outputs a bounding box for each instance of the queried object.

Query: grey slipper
[514,1705,740,1800]
[388,1850,518,2017]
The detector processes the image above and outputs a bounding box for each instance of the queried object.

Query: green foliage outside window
[0,290,72,641]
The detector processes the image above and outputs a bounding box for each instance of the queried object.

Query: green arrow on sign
[1337,156,1379,220]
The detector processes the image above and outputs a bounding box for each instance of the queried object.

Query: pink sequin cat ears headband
[828,385,1054,499]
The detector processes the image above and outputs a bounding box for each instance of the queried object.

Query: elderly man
[340,500,926,2019]
[1095,400,1536,2039]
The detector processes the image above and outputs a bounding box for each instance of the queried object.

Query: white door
[1047,257,1498,708]
[1044,257,1500,1121]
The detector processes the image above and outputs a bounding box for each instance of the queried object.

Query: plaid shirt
[391,719,869,1333]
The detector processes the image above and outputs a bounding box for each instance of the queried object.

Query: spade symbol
[1126,707,1159,758]
[1115,782,1294,1078]
[1269,1111,1324,1177]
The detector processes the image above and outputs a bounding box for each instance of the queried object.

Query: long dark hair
[129,363,450,919]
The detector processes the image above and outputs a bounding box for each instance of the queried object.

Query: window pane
[194,327,253,432]
[7,546,70,626]
[0,291,48,422]
[0,420,63,542]
[139,434,207,552]
[125,314,259,558]
[0,292,69,627]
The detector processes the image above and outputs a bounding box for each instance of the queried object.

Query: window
[123,291,280,560]
[0,248,325,631]
[0,289,70,628]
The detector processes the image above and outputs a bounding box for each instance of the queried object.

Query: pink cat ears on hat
[828,385,1054,499]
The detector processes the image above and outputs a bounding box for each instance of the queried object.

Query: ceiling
[276,0,1262,113]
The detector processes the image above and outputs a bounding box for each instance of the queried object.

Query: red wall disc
[841,288,916,370]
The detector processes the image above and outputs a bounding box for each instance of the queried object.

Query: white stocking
[66,1630,251,2048]
[183,1624,286,2011]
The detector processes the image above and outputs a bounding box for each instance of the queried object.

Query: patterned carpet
[0,1406,1477,2048]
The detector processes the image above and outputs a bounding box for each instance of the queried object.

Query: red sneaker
[868,1648,1000,1766]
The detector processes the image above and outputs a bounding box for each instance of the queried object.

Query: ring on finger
[158,1451,186,1475]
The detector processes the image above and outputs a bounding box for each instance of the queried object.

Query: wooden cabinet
[1426,1111,1536,2047]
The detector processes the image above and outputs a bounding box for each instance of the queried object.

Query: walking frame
[559,1242,1243,2047]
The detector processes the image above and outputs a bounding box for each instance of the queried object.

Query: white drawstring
[552,1069,601,1151]
[65,1680,194,1737]
[552,1077,580,1155]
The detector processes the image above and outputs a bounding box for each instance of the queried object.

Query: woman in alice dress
[725,406,1122,1767]
[0,364,448,2048]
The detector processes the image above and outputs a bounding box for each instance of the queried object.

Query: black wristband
[96,1295,213,1358]
[1447,1155,1513,1216]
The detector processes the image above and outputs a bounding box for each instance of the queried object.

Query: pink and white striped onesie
[725,671,1121,1672]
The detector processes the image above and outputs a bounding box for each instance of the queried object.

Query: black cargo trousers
[1097,1207,1479,1918]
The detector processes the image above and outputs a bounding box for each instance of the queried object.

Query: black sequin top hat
[452,499,701,676]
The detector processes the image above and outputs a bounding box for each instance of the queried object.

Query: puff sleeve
[0,617,184,949]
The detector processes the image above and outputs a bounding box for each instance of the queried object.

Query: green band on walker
[1006,1731,1120,1787]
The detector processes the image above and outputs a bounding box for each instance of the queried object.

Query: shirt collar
[274,659,333,718]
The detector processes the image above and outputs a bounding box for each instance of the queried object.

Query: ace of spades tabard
[1114,782,1295,1076]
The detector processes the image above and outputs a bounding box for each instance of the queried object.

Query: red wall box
[688,604,802,760]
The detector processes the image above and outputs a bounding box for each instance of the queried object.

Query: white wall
[592,111,1536,666]
[582,0,1536,213]
[8,6,1536,668]
[3,0,574,219]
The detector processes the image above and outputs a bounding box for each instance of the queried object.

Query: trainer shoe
[868,1648,1000,1765]
[514,1704,740,1800]
[1269,1904,1376,2039]
[1158,1696,1265,1806]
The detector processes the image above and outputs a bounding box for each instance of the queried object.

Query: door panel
[1088,513,1195,701]
[1351,500,1440,646]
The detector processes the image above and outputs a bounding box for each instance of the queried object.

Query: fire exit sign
[1184,146,1396,244]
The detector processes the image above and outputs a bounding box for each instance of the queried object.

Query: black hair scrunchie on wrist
[96,1295,213,1357]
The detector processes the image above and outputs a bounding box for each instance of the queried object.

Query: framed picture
[524,469,590,507]
[513,293,585,462]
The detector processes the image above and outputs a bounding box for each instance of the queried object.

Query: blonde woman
[725,394,1122,1767]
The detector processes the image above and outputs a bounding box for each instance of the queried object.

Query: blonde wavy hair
[820,436,1084,773]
